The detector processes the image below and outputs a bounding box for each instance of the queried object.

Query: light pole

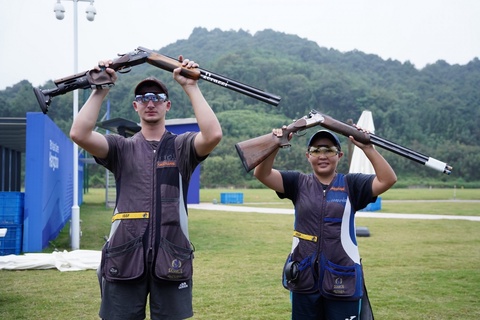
[53,0,97,250]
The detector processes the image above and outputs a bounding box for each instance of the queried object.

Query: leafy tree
[2,28,479,187]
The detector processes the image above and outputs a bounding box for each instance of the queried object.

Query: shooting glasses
[135,93,168,103]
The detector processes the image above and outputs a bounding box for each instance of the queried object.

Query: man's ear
[165,100,172,111]
[338,151,344,159]
[132,101,139,112]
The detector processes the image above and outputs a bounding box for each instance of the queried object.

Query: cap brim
[134,77,169,96]
[307,130,341,150]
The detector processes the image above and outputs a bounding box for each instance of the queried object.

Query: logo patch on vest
[109,267,119,276]
[157,160,176,168]
[168,259,183,276]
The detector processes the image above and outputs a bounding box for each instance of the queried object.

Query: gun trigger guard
[117,67,132,74]
[278,134,291,148]
[295,129,307,137]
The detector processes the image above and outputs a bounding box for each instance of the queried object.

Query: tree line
[1,28,479,188]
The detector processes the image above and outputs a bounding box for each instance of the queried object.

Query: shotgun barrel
[235,109,452,175]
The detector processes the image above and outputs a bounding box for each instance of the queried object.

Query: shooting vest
[283,173,364,300]
[98,131,196,283]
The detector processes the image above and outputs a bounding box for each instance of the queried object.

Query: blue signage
[23,112,83,252]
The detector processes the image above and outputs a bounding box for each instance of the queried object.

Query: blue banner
[23,112,83,252]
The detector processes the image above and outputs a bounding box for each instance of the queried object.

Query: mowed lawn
[0,188,479,319]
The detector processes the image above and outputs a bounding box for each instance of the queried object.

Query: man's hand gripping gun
[34,46,281,114]
[235,109,453,175]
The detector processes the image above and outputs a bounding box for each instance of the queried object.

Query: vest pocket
[154,237,193,281]
[321,260,362,299]
[102,236,145,282]
[283,254,318,293]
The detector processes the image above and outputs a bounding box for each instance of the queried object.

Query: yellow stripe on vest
[293,230,318,242]
[111,212,149,222]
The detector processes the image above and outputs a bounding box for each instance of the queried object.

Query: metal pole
[71,0,80,250]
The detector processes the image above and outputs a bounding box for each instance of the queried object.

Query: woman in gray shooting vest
[254,128,396,320]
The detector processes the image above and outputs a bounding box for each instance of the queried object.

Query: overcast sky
[0,0,479,90]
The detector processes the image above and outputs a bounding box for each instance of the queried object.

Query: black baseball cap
[307,130,341,151]
[134,77,169,98]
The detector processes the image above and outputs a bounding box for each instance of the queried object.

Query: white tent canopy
[349,110,375,174]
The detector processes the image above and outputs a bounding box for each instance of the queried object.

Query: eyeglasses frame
[308,146,340,157]
[134,92,168,104]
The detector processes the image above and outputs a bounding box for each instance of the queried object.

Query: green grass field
[1,188,479,319]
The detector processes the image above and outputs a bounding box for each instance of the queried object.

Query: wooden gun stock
[235,118,310,172]
[235,133,283,172]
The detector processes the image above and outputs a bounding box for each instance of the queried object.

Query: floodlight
[54,0,65,20]
[86,2,96,21]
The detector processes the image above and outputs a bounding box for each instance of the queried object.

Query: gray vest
[283,173,364,300]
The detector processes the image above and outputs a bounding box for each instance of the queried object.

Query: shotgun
[34,47,281,114]
[235,109,453,175]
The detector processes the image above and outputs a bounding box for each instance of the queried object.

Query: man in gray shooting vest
[70,56,222,319]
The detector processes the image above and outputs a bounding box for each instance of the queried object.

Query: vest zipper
[315,181,328,274]
[148,141,158,265]
[317,175,335,273]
